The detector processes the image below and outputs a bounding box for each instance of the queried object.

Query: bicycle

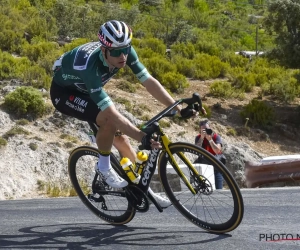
[68,93,244,234]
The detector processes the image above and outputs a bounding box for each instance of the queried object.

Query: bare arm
[209,141,222,154]
[142,76,182,113]
[205,134,222,154]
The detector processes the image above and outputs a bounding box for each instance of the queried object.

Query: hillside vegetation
[0,0,300,135]
[1,1,300,199]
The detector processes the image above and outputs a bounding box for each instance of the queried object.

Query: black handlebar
[141,92,203,132]
[181,93,202,108]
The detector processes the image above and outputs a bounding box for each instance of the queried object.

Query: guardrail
[150,164,215,192]
[245,159,300,188]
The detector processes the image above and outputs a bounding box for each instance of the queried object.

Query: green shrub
[60,134,78,143]
[115,66,137,82]
[195,40,221,56]
[32,136,43,141]
[37,50,63,75]
[0,28,25,53]
[29,142,38,151]
[232,73,256,92]
[240,99,275,128]
[0,51,23,80]
[133,47,161,60]
[160,72,189,93]
[21,41,59,62]
[22,65,52,89]
[117,79,136,93]
[220,52,249,68]
[64,142,74,148]
[268,75,299,103]
[140,114,151,122]
[192,53,228,80]
[159,119,171,128]
[4,87,47,118]
[226,127,237,136]
[210,81,245,99]
[135,37,166,55]
[62,38,90,52]
[142,56,177,82]
[37,180,46,191]
[171,42,196,59]
[202,104,211,118]
[172,56,196,78]
[0,137,8,147]
[3,126,31,139]
[115,97,132,112]
[16,119,30,126]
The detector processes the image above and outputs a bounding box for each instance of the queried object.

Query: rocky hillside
[0,79,299,200]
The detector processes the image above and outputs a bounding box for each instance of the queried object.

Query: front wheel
[158,142,244,233]
[68,146,136,225]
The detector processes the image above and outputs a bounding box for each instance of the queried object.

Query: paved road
[0,187,300,250]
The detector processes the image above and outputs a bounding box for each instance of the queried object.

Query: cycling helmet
[98,20,132,48]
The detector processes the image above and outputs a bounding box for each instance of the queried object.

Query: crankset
[125,185,149,212]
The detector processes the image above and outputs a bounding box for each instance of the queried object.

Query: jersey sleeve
[126,47,151,83]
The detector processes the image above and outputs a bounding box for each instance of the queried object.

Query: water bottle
[135,151,148,175]
[120,157,140,184]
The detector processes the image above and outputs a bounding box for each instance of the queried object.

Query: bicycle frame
[69,92,244,231]
[136,93,203,195]
[88,93,203,208]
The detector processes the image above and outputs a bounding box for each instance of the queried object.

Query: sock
[97,150,111,172]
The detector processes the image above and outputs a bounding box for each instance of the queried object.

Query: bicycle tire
[68,146,136,224]
[158,142,244,233]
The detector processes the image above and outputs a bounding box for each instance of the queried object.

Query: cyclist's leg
[50,81,127,188]
[113,133,136,162]
[111,124,171,207]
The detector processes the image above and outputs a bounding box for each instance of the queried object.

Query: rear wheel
[158,142,244,233]
[68,146,136,224]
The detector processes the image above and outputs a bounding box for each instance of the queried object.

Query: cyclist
[50,20,199,207]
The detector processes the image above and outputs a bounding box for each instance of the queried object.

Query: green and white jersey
[53,42,151,110]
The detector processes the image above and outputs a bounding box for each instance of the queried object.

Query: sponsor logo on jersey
[74,97,88,107]
[90,87,102,93]
[81,42,99,56]
[65,96,88,113]
[131,59,139,65]
[137,73,146,80]
[62,74,81,81]
[68,96,88,107]
[65,100,85,113]
[99,100,111,109]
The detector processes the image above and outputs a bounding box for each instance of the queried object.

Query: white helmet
[98,20,132,48]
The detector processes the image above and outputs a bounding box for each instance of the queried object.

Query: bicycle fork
[161,135,199,195]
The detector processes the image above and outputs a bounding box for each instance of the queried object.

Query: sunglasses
[108,46,131,57]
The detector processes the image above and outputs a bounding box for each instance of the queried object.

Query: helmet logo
[98,33,112,47]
